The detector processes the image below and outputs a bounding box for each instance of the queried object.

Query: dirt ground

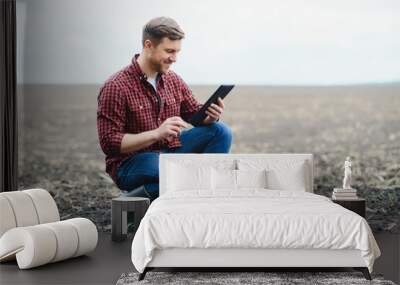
[17,84,400,233]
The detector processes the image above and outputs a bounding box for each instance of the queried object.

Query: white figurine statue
[343,156,352,190]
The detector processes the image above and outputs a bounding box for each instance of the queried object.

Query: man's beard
[149,58,168,74]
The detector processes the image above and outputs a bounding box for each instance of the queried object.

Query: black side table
[332,198,366,218]
[111,197,150,241]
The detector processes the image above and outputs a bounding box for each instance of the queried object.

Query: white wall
[16,0,400,85]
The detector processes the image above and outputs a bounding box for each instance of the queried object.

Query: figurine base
[334,188,357,192]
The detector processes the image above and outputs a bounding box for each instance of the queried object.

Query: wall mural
[18,84,400,233]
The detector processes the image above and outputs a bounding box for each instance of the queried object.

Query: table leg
[112,201,124,241]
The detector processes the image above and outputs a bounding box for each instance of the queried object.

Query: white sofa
[0,189,98,269]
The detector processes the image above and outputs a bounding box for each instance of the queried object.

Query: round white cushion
[24,189,60,223]
[0,196,17,237]
[42,221,79,262]
[66,218,98,257]
[0,191,40,227]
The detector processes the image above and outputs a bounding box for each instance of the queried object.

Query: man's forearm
[120,130,160,154]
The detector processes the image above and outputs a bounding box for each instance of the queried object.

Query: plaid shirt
[97,55,201,184]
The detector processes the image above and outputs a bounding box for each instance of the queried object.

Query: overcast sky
[17,0,400,85]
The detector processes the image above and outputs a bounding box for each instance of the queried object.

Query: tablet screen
[189,85,234,126]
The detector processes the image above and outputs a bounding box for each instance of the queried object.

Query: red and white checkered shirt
[97,54,201,184]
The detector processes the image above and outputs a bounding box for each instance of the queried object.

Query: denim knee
[211,121,233,143]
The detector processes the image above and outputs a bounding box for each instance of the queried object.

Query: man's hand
[120,117,189,153]
[155,116,190,141]
[203,97,224,124]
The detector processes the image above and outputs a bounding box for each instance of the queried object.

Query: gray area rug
[116,272,396,285]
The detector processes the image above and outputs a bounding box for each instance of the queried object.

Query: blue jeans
[116,121,232,201]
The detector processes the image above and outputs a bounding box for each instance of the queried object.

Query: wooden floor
[0,232,133,285]
[1,232,398,285]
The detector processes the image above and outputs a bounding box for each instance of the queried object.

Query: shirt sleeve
[177,76,202,122]
[97,82,126,156]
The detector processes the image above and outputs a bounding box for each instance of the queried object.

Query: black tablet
[189,85,235,126]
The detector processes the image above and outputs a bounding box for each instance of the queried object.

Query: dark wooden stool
[111,197,150,242]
